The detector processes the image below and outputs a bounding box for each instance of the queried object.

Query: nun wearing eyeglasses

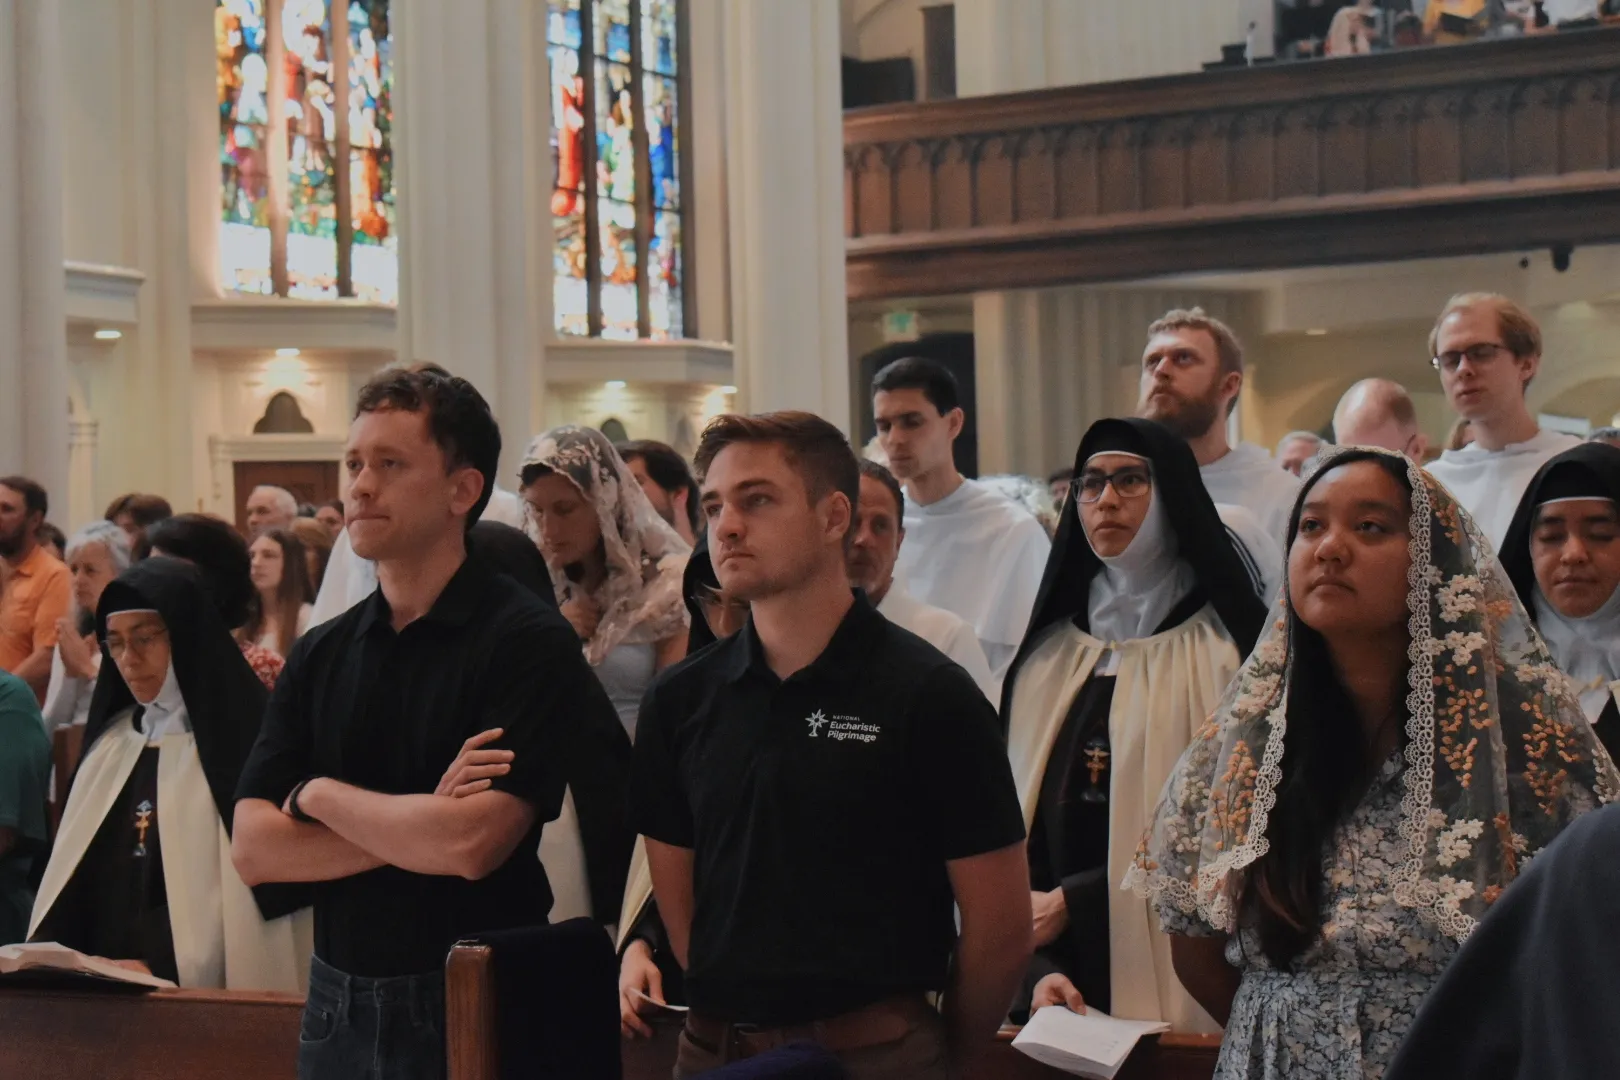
[29,558,312,990]
[1001,417,1265,1030]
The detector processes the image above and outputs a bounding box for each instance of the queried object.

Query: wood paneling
[845,28,1620,300]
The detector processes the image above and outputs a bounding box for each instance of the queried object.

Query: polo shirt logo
[806,709,881,744]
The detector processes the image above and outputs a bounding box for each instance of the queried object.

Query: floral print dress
[1159,752,1459,1080]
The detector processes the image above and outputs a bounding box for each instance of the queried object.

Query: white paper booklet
[1011,1005,1171,1079]
[0,941,177,990]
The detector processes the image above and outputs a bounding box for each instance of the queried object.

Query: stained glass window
[548,0,686,341]
[217,0,396,304]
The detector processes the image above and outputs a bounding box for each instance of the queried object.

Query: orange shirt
[0,544,72,676]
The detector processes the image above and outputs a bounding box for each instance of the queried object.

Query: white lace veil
[519,426,691,665]
[1125,446,1620,943]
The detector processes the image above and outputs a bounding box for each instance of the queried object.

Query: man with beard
[633,411,1031,1079]
[848,460,994,699]
[874,357,1051,686]
[619,439,701,548]
[0,477,72,702]
[1136,309,1300,539]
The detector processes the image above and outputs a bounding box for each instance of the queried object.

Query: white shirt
[1199,442,1302,541]
[1426,427,1583,551]
[1544,0,1601,23]
[896,477,1051,685]
[876,584,998,703]
[310,487,527,627]
[1216,502,1285,608]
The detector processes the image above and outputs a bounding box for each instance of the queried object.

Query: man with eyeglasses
[1424,293,1580,549]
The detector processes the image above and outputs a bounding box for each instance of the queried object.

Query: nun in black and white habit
[29,559,312,990]
[1002,417,1265,1032]
[1499,441,1620,758]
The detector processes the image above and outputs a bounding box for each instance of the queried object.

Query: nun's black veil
[81,557,307,920]
[1000,417,1267,719]
[1498,442,1620,616]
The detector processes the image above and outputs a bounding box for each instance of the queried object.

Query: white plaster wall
[955,0,1251,96]
[543,383,735,457]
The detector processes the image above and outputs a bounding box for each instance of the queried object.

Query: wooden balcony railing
[844,28,1620,300]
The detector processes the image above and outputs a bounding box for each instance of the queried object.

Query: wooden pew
[0,950,1219,1080]
[0,984,303,1080]
[446,943,1220,1080]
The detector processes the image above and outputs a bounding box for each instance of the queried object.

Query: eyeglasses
[103,627,168,659]
[693,584,748,617]
[1075,467,1153,503]
[1432,342,1510,374]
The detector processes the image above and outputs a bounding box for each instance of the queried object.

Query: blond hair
[1147,307,1245,415]
[1427,293,1542,360]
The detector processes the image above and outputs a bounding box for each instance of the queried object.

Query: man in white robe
[1424,293,1581,549]
[848,460,995,700]
[1136,307,1301,539]
[873,357,1050,684]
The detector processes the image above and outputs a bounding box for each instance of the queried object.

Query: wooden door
[232,461,340,535]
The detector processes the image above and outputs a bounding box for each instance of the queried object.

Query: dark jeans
[299,954,447,1080]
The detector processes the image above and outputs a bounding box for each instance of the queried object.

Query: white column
[0,0,69,501]
[722,0,849,428]
[67,416,98,530]
[393,0,551,483]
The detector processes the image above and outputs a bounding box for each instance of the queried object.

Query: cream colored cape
[537,787,594,924]
[615,839,653,952]
[1006,605,1239,1034]
[29,713,313,992]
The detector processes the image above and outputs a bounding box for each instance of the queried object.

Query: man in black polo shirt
[232,368,603,1080]
[633,410,1033,1080]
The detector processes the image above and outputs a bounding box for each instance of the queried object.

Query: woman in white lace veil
[520,426,690,737]
[1124,446,1617,1080]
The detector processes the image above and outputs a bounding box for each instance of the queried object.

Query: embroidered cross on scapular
[134,800,153,857]
[1084,746,1110,786]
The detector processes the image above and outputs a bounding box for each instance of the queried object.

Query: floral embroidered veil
[1124,446,1620,942]
[519,425,691,665]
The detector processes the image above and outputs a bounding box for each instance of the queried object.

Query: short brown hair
[104,492,174,528]
[694,410,860,513]
[1147,307,1244,415]
[354,366,501,527]
[857,459,905,521]
[1427,292,1542,360]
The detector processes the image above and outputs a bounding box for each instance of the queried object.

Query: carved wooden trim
[844,29,1620,300]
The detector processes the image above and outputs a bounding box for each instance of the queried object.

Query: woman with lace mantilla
[1125,447,1619,1080]
[520,426,691,738]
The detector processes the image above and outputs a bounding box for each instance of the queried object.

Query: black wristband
[287,777,319,824]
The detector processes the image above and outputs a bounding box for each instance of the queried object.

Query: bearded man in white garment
[1424,293,1581,550]
[1135,308,1301,540]
[874,357,1051,688]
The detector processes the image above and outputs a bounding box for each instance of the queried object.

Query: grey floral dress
[1158,753,1459,1080]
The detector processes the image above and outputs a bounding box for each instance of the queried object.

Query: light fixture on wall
[604,380,627,390]
[93,328,122,341]
[1305,329,1328,337]
[720,385,737,395]
[275,347,301,357]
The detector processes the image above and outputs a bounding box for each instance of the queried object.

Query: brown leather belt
[684,994,936,1060]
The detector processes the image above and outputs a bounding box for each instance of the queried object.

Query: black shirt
[631,593,1026,1026]
[236,556,601,978]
